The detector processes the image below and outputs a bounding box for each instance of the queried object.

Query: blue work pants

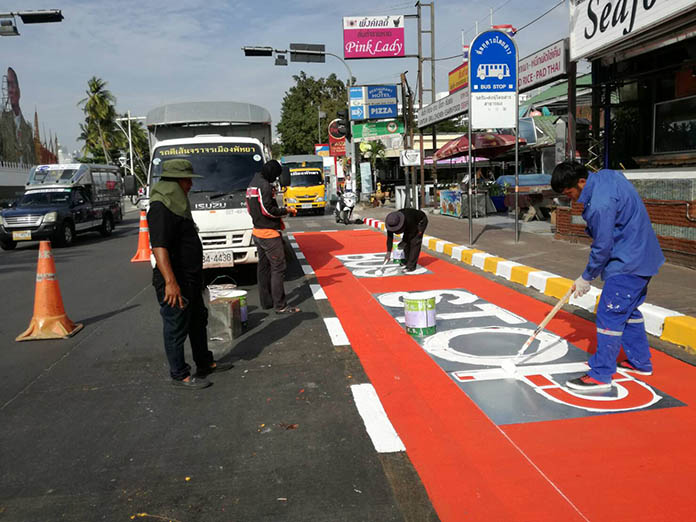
[588,274,652,383]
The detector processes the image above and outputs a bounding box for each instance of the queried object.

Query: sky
[2,0,571,157]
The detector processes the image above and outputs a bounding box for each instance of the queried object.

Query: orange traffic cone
[16,241,84,342]
[131,210,152,262]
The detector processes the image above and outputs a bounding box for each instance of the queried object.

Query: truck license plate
[12,230,31,241]
[301,203,313,209]
[203,249,234,267]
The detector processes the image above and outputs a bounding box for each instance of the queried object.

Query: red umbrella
[434,132,525,160]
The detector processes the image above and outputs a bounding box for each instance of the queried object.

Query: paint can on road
[226,290,248,327]
[404,292,436,336]
[392,245,405,264]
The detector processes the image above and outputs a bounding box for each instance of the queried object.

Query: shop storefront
[555,1,696,267]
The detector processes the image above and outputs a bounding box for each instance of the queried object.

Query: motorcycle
[334,190,357,225]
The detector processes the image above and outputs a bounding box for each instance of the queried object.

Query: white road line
[323,317,350,346]
[301,264,315,275]
[320,229,339,232]
[351,384,406,453]
[310,284,327,300]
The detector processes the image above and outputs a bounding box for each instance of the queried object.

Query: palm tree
[78,77,117,163]
[360,140,387,176]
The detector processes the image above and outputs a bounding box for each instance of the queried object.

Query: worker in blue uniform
[551,162,664,391]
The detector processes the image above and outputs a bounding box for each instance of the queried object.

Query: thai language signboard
[353,120,404,141]
[349,85,398,121]
[570,0,694,60]
[328,119,346,157]
[343,15,405,59]
[519,39,567,93]
[448,62,469,94]
[469,30,518,129]
[417,88,469,128]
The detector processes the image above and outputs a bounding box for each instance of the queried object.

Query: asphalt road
[0,208,437,521]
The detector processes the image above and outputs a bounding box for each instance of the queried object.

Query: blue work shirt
[578,169,664,281]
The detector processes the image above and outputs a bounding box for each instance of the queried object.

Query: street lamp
[0,10,63,36]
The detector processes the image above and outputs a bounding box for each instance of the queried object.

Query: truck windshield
[289,168,323,187]
[19,191,71,206]
[151,143,264,192]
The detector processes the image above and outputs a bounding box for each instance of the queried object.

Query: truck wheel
[100,215,113,237]
[55,221,75,247]
[0,238,17,250]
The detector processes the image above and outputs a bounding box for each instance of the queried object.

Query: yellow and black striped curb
[363,218,696,351]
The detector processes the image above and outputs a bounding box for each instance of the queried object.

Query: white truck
[138,101,272,268]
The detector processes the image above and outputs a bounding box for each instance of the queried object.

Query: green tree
[77,77,118,163]
[277,72,349,154]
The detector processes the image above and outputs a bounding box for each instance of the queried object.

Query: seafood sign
[343,15,405,59]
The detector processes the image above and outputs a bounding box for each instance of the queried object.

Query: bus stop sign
[469,30,518,129]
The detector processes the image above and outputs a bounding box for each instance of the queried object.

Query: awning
[424,156,489,165]
[433,133,526,160]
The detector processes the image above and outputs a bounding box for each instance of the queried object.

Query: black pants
[400,215,428,270]
[154,276,213,380]
[253,235,287,310]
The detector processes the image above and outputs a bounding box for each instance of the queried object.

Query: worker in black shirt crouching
[383,208,428,272]
[148,159,233,389]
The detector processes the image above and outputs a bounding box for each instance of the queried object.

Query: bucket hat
[385,211,405,232]
[161,159,203,178]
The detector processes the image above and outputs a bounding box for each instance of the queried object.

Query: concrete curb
[362,217,696,351]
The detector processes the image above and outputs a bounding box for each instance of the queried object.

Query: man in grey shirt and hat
[148,159,233,389]
[383,208,428,272]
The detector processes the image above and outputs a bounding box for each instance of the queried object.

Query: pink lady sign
[343,15,405,60]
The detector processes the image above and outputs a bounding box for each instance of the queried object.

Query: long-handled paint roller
[374,259,391,276]
[501,287,574,376]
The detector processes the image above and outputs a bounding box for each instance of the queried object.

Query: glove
[573,276,591,298]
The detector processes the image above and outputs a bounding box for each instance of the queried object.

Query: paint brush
[501,287,574,376]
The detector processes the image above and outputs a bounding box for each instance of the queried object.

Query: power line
[516,0,565,33]
[461,0,514,38]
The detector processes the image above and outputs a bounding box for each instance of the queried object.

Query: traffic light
[336,109,351,141]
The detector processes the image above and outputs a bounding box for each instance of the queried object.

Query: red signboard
[329,135,345,157]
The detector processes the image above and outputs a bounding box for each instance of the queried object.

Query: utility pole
[401,72,413,208]
[429,2,437,203]
[416,1,435,209]
[417,1,424,209]
[115,113,146,186]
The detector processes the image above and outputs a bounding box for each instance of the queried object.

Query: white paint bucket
[403,292,436,336]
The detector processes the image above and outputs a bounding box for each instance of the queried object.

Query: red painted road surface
[295,229,695,522]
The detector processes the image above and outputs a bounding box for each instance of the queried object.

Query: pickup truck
[0,163,124,250]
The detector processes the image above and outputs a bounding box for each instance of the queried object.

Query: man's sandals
[276,306,301,314]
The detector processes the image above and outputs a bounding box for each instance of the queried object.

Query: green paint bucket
[404,292,436,336]
[228,290,248,326]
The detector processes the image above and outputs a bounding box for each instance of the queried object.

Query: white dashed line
[323,317,350,346]
[351,383,405,453]
[310,284,327,300]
